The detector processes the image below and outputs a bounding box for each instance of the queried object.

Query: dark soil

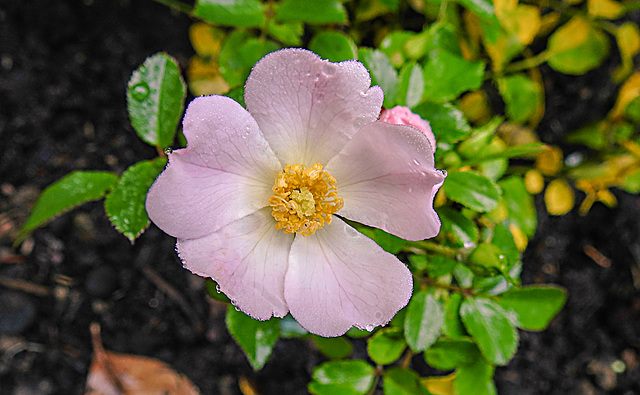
[1,1,639,394]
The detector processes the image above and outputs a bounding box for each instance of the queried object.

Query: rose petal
[177,208,292,320]
[284,218,413,337]
[146,95,282,239]
[245,48,384,166]
[326,122,446,241]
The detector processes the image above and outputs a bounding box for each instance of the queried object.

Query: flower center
[269,163,344,236]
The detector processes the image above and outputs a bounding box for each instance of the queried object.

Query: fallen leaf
[85,322,201,395]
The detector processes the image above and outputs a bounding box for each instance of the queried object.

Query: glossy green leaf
[465,143,548,165]
[371,228,406,254]
[460,297,518,365]
[455,0,500,39]
[497,285,567,331]
[438,207,479,247]
[443,292,467,338]
[105,158,166,242]
[404,290,444,351]
[443,171,501,212]
[457,118,500,159]
[491,223,520,265]
[205,279,231,303]
[346,327,371,339]
[219,34,280,88]
[127,53,186,148]
[455,356,497,395]
[547,17,610,75]
[225,306,280,370]
[383,367,429,395]
[280,314,309,338]
[367,328,406,365]
[499,74,540,123]
[423,49,485,102]
[309,32,357,62]
[309,360,375,394]
[275,0,347,24]
[312,335,353,359]
[426,255,459,277]
[467,243,508,277]
[499,176,536,237]
[16,171,118,244]
[396,62,425,107]
[267,21,303,46]
[424,338,479,370]
[412,101,471,144]
[193,0,265,27]
[359,48,399,108]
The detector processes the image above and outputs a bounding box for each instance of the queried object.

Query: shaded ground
[1,1,639,394]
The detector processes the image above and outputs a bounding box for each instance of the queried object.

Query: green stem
[152,0,193,15]
[502,50,553,74]
[408,241,459,258]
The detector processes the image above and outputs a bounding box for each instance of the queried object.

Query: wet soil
[1,1,639,394]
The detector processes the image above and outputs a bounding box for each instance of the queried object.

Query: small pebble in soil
[0,291,36,335]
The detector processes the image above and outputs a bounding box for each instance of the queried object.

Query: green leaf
[205,279,231,303]
[371,228,406,254]
[346,326,372,338]
[437,207,479,247]
[547,17,610,75]
[396,62,425,108]
[359,48,399,108]
[459,297,518,365]
[455,0,502,43]
[443,292,467,338]
[380,31,417,67]
[455,356,497,395]
[276,0,347,24]
[16,171,118,243]
[193,0,265,27]
[309,32,357,62]
[404,290,444,352]
[466,243,509,277]
[498,74,540,123]
[426,255,459,277]
[267,21,303,46]
[309,360,375,394]
[412,101,471,144]
[219,32,281,88]
[367,328,406,365]
[104,158,166,242]
[383,367,429,395]
[496,285,567,331]
[423,49,485,102]
[424,338,479,370]
[225,306,280,370]
[443,171,501,212]
[280,314,309,338]
[457,118,500,160]
[491,223,520,265]
[127,53,186,148]
[499,176,536,237]
[465,143,548,165]
[312,335,354,359]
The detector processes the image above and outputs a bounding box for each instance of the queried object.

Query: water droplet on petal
[163,147,173,155]
[412,159,420,166]
[215,284,221,294]
[364,324,375,332]
[130,81,150,101]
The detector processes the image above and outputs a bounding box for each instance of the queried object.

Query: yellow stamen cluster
[269,163,343,236]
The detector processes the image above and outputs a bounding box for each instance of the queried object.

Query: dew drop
[163,147,173,155]
[130,81,150,101]
[412,159,420,166]
[215,284,221,294]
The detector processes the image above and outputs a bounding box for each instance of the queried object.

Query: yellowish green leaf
[189,23,226,58]
[614,24,640,82]
[588,0,625,19]
[524,169,544,194]
[535,146,563,176]
[610,73,640,119]
[547,17,609,75]
[544,179,575,216]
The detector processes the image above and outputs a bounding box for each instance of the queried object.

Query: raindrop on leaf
[130,82,150,101]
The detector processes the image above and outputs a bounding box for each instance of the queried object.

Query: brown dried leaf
[85,323,200,395]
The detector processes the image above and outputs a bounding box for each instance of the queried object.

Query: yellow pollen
[269,163,344,236]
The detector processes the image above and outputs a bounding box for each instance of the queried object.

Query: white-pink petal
[284,218,413,337]
[146,95,281,239]
[326,121,446,241]
[177,208,292,320]
[244,48,384,167]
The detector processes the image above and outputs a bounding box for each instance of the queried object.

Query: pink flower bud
[379,106,436,152]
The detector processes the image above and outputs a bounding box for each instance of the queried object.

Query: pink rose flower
[379,106,437,152]
[145,49,445,337]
